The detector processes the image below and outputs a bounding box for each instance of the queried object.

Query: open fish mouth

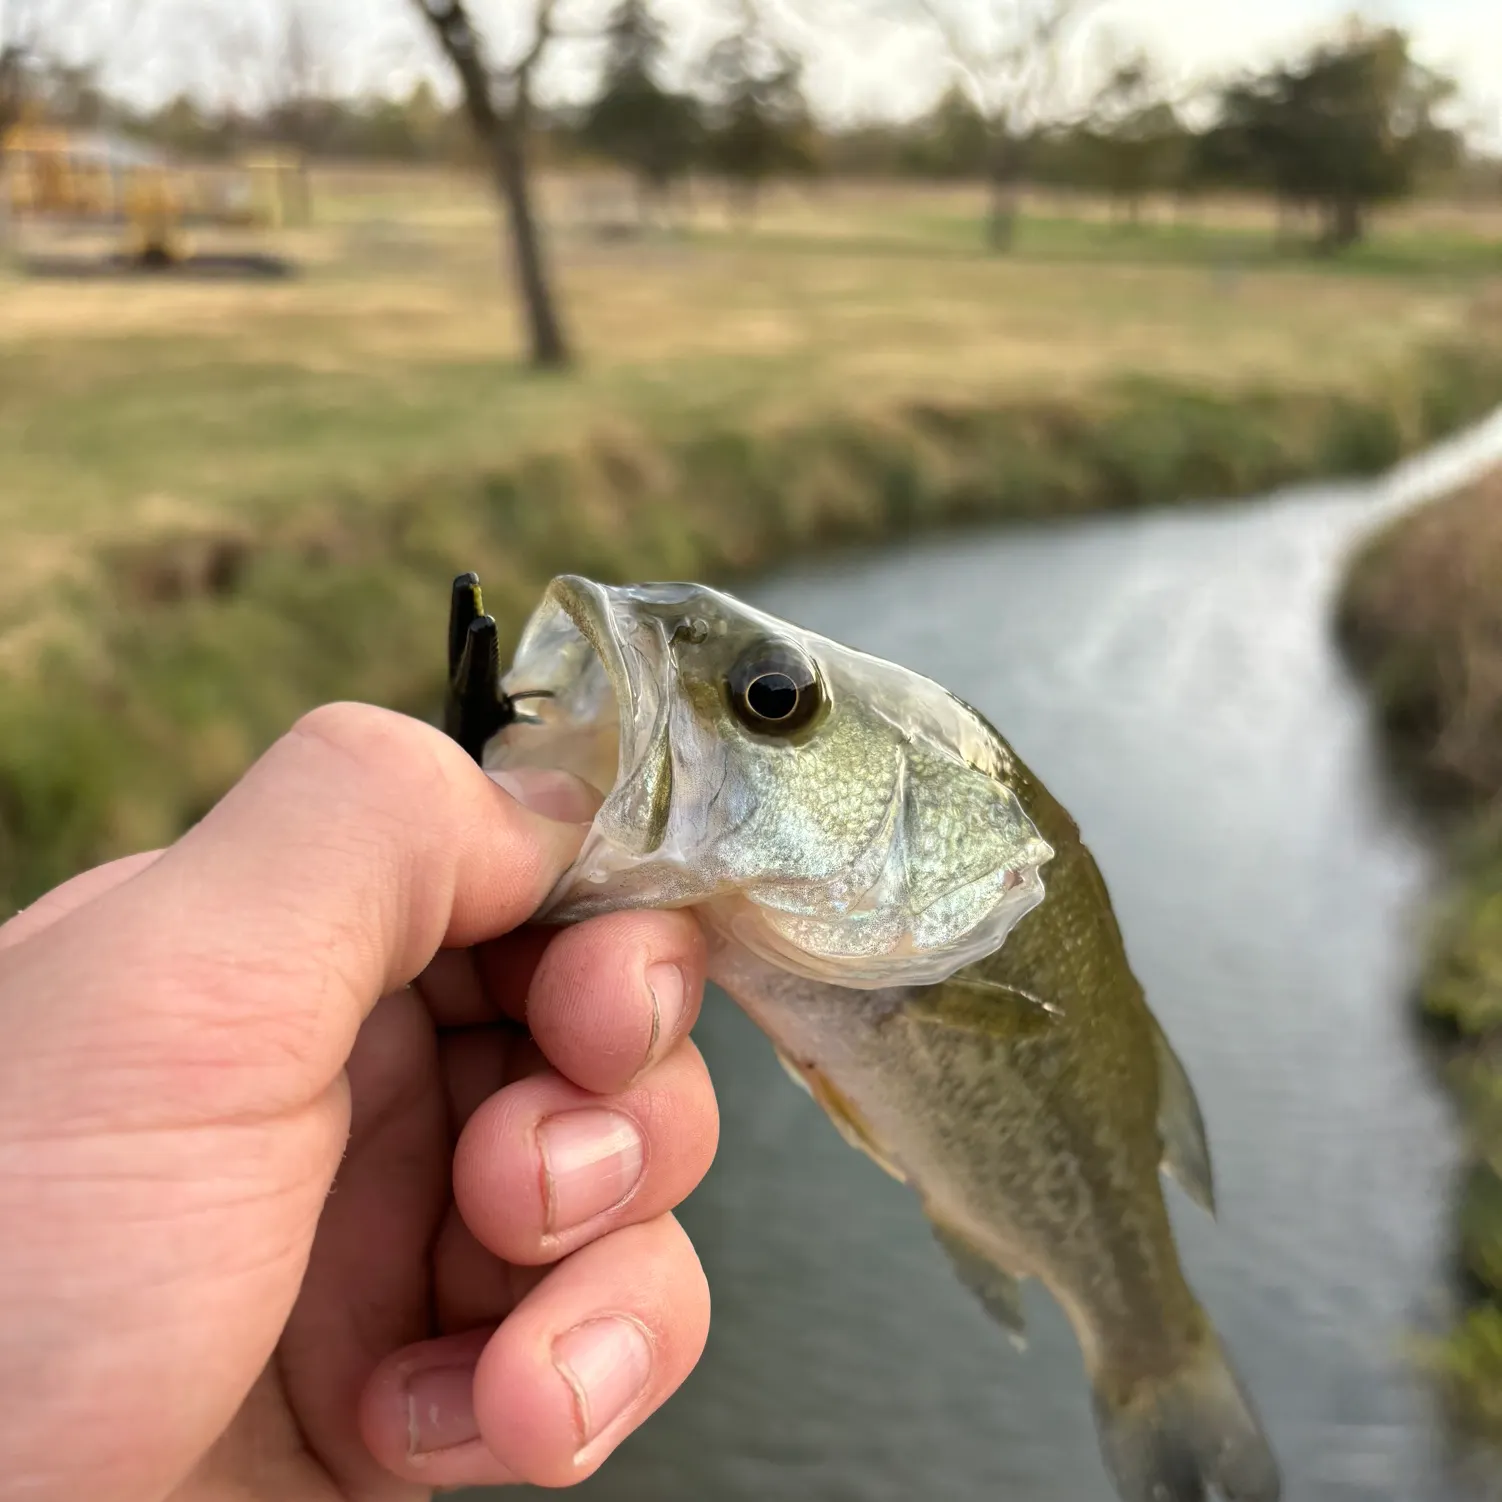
[483,576,692,912]
[480,573,1055,983]
[485,577,635,795]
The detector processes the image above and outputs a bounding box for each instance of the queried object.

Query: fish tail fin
[1091,1333,1281,1502]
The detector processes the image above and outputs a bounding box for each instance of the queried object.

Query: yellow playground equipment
[0,120,309,269]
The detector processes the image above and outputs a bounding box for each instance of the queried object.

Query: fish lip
[543,572,642,780]
[497,574,668,864]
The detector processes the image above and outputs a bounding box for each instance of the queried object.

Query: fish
[476,573,1281,1502]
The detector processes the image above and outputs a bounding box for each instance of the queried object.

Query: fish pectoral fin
[1152,1022,1217,1219]
[902,978,1060,1038]
[773,1048,908,1184]
[929,1217,1029,1350]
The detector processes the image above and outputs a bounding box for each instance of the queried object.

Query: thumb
[0,705,592,1502]
[0,703,594,1137]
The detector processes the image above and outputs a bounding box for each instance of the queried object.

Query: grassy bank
[5,166,1502,913]
[4,342,1499,914]
[1337,467,1502,1428]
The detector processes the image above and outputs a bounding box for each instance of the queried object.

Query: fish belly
[710,941,1190,1369]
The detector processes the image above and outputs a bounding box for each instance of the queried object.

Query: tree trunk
[984,128,1021,254]
[729,179,759,231]
[1313,196,1363,255]
[413,0,571,371]
[1329,195,1364,251]
[0,47,24,140]
[985,173,1018,253]
[1274,196,1300,251]
[491,129,569,367]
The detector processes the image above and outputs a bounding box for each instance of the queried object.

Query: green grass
[874,209,1502,278]
[4,165,1502,911]
[676,176,1502,276]
[4,341,1500,912]
[1429,1305,1502,1433]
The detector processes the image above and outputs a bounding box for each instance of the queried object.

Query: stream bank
[1339,463,1502,1432]
[6,341,1502,914]
[492,416,1502,1502]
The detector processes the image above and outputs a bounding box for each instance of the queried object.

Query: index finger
[0,703,595,1129]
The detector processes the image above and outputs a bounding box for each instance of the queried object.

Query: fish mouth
[484,576,1056,979]
[484,575,679,890]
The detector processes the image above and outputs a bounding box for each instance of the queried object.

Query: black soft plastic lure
[443,572,555,764]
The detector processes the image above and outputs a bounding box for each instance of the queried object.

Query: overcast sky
[67,0,1502,144]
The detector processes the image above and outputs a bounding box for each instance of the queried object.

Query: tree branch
[914,0,973,66]
[0,0,43,130]
[508,0,562,132]
[414,0,573,136]
[512,0,559,84]
[412,0,501,137]
[915,0,1100,129]
[915,0,989,103]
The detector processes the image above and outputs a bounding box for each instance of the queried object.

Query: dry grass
[3,165,1497,672]
[1339,466,1502,1431]
[1340,468,1502,800]
[1,164,1499,907]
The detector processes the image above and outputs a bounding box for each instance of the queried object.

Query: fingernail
[488,767,603,824]
[538,1109,644,1233]
[553,1316,653,1448]
[404,1363,479,1459]
[644,962,685,1066]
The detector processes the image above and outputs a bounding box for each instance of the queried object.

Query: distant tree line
[14,7,1484,250]
[830,24,1472,254]
[8,0,820,223]
[6,0,1495,368]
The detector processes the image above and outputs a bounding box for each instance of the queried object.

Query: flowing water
[500,415,1502,1502]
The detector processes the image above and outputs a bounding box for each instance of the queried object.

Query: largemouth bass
[466,573,1281,1502]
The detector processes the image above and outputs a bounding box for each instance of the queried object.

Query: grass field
[3,165,1501,907]
[6,171,1499,603]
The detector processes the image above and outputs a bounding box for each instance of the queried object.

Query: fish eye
[727,642,824,736]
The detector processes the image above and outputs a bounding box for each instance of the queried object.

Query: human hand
[0,704,719,1501]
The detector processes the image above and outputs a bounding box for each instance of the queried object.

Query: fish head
[486,575,1054,988]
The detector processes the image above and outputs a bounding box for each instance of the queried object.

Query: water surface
[500,417,1502,1502]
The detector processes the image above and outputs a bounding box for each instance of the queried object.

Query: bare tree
[0,0,48,133]
[0,0,39,251]
[185,5,271,145]
[412,0,570,370]
[1,0,137,130]
[272,1,320,151]
[0,47,26,134]
[913,0,1097,251]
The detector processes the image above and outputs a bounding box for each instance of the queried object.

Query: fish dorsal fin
[773,1047,908,1184]
[929,1217,1028,1350]
[1152,1022,1216,1218]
